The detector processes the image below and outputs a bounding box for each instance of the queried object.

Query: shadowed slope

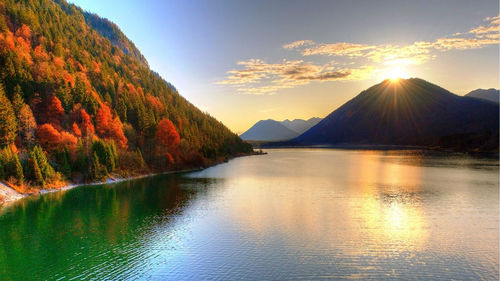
[465,89,499,103]
[281,118,322,134]
[295,78,499,149]
[241,119,299,141]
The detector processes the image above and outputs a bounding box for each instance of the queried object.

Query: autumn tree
[96,103,127,149]
[44,95,65,127]
[36,123,77,152]
[72,122,82,137]
[36,123,61,151]
[79,108,95,136]
[71,107,94,136]
[156,118,180,151]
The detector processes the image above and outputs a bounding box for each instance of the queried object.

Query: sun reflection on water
[228,150,430,255]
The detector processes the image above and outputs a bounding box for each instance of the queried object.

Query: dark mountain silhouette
[281,118,322,134]
[465,88,499,103]
[294,78,499,151]
[241,119,299,141]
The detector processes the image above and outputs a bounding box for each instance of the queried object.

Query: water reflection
[0,149,498,280]
[0,175,214,280]
[188,149,497,279]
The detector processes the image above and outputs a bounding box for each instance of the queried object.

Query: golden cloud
[218,59,374,95]
[282,40,314,49]
[283,15,499,64]
[218,15,498,95]
[302,42,375,57]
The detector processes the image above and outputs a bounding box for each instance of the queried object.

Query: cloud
[366,41,434,65]
[302,42,375,57]
[218,15,498,95]
[433,37,498,50]
[282,40,314,49]
[284,15,499,64]
[218,59,374,95]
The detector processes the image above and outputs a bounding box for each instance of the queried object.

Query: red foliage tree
[36,123,61,151]
[44,95,64,127]
[96,104,127,149]
[156,118,180,151]
[37,123,77,152]
[60,131,78,151]
[72,122,82,137]
[146,93,164,112]
[79,108,95,136]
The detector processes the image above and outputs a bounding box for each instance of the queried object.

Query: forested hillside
[0,0,252,190]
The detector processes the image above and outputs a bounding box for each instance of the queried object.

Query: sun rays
[385,66,410,82]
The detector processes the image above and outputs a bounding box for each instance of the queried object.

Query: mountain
[281,117,322,134]
[0,0,252,188]
[82,11,149,67]
[295,78,499,151]
[241,119,300,141]
[465,89,499,103]
[240,117,322,141]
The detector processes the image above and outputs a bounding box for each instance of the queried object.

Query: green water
[0,149,498,280]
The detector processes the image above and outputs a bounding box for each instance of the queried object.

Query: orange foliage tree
[44,95,64,127]
[72,122,82,137]
[36,123,60,150]
[36,123,77,152]
[156,118,180,151]
[75,108,95,136]
[96,103,127,149]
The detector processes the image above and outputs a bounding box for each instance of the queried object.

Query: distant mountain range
[293,78,498,151]
[465,89,499,103]
[240,118,322,141]
[281,118,322,134]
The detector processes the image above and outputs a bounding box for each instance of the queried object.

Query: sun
[385,67,409,82]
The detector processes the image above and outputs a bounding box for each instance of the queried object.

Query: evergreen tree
[32,145,55,181]
[0,85,17,147]
[29,153,44,186]
[13,153,24,184]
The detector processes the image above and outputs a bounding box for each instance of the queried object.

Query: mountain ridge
[241,117,322,141]
[465,88,499,103]
[292,78,498,151]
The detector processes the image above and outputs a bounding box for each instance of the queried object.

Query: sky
[68,0,499,134]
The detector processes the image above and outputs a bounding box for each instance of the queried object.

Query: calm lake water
[0,149,498,280]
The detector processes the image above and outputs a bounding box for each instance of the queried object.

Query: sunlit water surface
[0,149,498,280]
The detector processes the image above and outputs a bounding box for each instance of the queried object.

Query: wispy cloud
[282,40,314,49]
[302,43,375,57]
[286,15,499,62]
[217,59,374,95]
[218,15,499,95]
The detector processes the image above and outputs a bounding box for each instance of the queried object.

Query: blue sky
[69,0,499,133]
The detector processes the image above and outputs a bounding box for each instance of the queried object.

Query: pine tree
[29,153,44,186]
[32,145,55,181]
[55,148,71,178]
[11,85,24,116]
[13,153,24,184]
[0,85,17,147]
[90,151,104,180]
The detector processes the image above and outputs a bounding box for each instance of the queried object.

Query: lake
[0,148,498,280]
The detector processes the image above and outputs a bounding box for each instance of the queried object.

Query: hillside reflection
[0,175,213,279]
[0,149,498,280]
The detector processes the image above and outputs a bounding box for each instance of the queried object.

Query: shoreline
[253,143,499,155]
[0,151,266,207]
